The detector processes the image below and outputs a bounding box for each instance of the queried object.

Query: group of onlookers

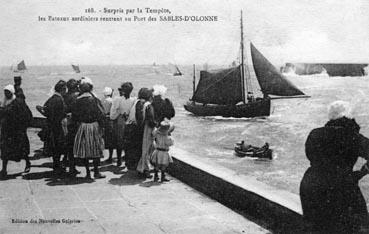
[0,76,175,182]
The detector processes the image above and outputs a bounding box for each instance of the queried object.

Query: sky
[0,0,368,66]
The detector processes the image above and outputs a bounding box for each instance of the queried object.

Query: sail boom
[269,95,311,100]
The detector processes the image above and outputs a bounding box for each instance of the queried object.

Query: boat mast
[240,11,246,103]
[192,64,196,101]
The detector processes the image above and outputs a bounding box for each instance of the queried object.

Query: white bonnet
[4,84,15,94]
[81,77,93,85]
[328,100,352,120]
[152,85,167,96]
[103,87,113,96]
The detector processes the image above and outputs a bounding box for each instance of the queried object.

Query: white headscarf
[328,100,352,120]
[153,85,167,96]
[4,84,15,94]
[81,77,93,85]
[103,87,113,97]
[2,84,15,107]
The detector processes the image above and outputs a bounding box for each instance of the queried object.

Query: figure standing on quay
[300,101,369,233]
[72,78,106,179]
[43,80,68,175]
[0,84,32,177]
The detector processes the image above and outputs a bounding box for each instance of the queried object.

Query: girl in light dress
[150,119,174,182]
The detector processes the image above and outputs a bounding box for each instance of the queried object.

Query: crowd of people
[0,76,175,182]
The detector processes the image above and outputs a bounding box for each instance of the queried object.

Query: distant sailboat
[71,64,80,73]
[173,65,182,76]
[151,62,160,74]
[14,60,27,72]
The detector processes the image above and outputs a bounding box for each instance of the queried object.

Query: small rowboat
[234,141,273,159]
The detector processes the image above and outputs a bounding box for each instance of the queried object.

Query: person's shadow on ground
[99,164,126,175]
[45,176,95,186]
[109,170,146,186]
[22,169,95,186]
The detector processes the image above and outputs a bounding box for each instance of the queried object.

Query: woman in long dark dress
[300,101,369,233]
[72,80,106,179]
[0,85,32,177]
[124,88,152,172]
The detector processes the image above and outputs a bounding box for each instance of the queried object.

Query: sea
[1,65,369,200]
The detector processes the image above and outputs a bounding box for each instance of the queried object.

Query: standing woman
[300,101,369,233]
[124,88,151,171]
[109,82,135,166]
[72,79,106,179]
[0,85,32,177]
[137,88,155,178]
[151,85,175,124]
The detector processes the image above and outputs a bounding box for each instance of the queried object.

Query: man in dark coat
[300,101,369,233]
[0,84,32,177]
[43,80,67,175]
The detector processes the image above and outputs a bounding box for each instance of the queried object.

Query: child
[150,120,174,182]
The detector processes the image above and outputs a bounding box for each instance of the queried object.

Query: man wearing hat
[14,76,25,100]
[110,82,135,166]
[43,80,68,175]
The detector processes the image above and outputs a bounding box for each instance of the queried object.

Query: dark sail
[192,66,243,105]
[72,64,80,73]
[17,60,26,71]
[250,43,305,96]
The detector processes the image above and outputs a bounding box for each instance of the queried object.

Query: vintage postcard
[0,0,368,233]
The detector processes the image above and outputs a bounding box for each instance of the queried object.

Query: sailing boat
[14,60,27,72]
[71,64,81,73]
[173,65,183,76]
[184,11,307,118]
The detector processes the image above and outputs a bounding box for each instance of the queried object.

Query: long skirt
[0,129,30,162]
[137,123,154,173]
[73,122,104,159]
[112,115,126,150]
[300,167,368,233]
[124,123,143,170]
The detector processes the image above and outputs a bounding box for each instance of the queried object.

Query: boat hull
[184,98,271,118]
